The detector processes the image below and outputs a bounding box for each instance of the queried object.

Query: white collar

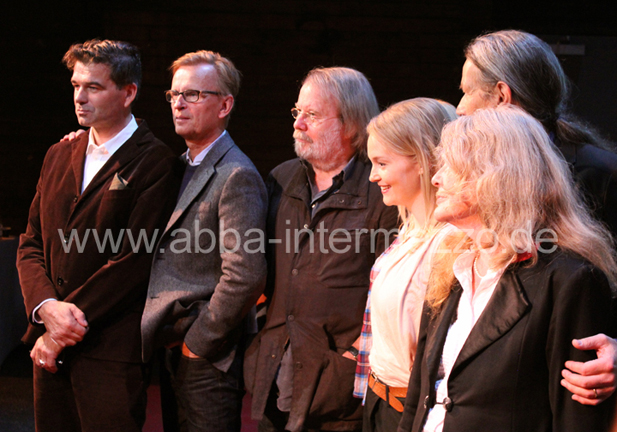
[87,115,138,158]
[185,130,228,166]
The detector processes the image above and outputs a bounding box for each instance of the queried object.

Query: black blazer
[399,251,615,432]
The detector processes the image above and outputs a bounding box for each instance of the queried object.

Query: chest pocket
[316,228,372,288]
[96,188,135,232]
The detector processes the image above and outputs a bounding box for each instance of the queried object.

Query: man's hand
[561,334,617,405]
[38,301,88,348]
[182,342,202,359]
[60,129,86,142]
[342,339,360,362]
[342,350,357,361]
[31,333,63,374]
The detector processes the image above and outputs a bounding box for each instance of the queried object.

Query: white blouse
[423,251,508,432]
[369,224,454,387]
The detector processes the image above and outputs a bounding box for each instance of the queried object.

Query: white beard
[294,129,350,172]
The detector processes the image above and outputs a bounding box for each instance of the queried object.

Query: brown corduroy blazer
[17,120,181,363]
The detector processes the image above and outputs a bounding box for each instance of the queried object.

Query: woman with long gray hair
[399,106,616,432]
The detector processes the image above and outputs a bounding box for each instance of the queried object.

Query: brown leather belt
[368,372,407,412]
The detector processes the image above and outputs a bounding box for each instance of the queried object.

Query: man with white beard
[244,67,399,432]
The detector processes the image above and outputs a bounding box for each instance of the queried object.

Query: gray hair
[465,30,567,130]
[303,67,379,160]
[427,105,617,311]
[466,30,611,149]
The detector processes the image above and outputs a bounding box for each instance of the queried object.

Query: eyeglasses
[291,107,340,125]
[165,89,222,103]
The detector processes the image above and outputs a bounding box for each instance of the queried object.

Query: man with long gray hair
[455,29,617,407]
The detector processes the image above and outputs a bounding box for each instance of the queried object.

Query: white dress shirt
[81,115,138,192]
[184,130,227,167]
[423,251,508,432]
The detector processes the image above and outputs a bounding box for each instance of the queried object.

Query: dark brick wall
[2,1,616,234]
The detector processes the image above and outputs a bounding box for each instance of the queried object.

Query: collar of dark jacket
[72,118,153,197]
[284,157,370,210]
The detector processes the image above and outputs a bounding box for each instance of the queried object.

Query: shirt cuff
[32,298,58,324]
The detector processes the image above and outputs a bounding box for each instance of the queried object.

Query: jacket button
[271,354,276,358]
[291,269,298,276]
[287,315,295,322]
[423,395,432,409]
[303,224,309,229]
[57,277,64,286]
[73,196,78,203]
[63,234,69,243]
[443,397,453,412]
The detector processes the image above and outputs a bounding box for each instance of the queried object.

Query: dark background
[2,0,617,235]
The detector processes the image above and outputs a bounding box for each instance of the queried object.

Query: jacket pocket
[95,188,136,232]
[316,229,372,288]
[308,349,362,421]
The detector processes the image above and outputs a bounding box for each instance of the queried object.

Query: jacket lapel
[79,122,148,200]
[164,134,234,233]
[282,161,312,207]
[71,134,88,196]
[82,142,141,199]
[452,270,529,372]
[426,286,462,383]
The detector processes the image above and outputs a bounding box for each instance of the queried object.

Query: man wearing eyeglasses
[17,39,179,431]
[244,67,398,432]
[141,50,267,432]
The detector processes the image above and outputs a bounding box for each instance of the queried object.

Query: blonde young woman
[399,106,617,432]
[351,98,457,432]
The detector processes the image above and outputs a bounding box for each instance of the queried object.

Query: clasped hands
[31,301,88,373]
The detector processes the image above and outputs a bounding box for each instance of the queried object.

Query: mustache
[293,132,313,144]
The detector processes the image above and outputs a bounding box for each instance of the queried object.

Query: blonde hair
[170,50,242,126]
[426,106,617,311]
[304,67,379,161]
[367,98,457,237]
